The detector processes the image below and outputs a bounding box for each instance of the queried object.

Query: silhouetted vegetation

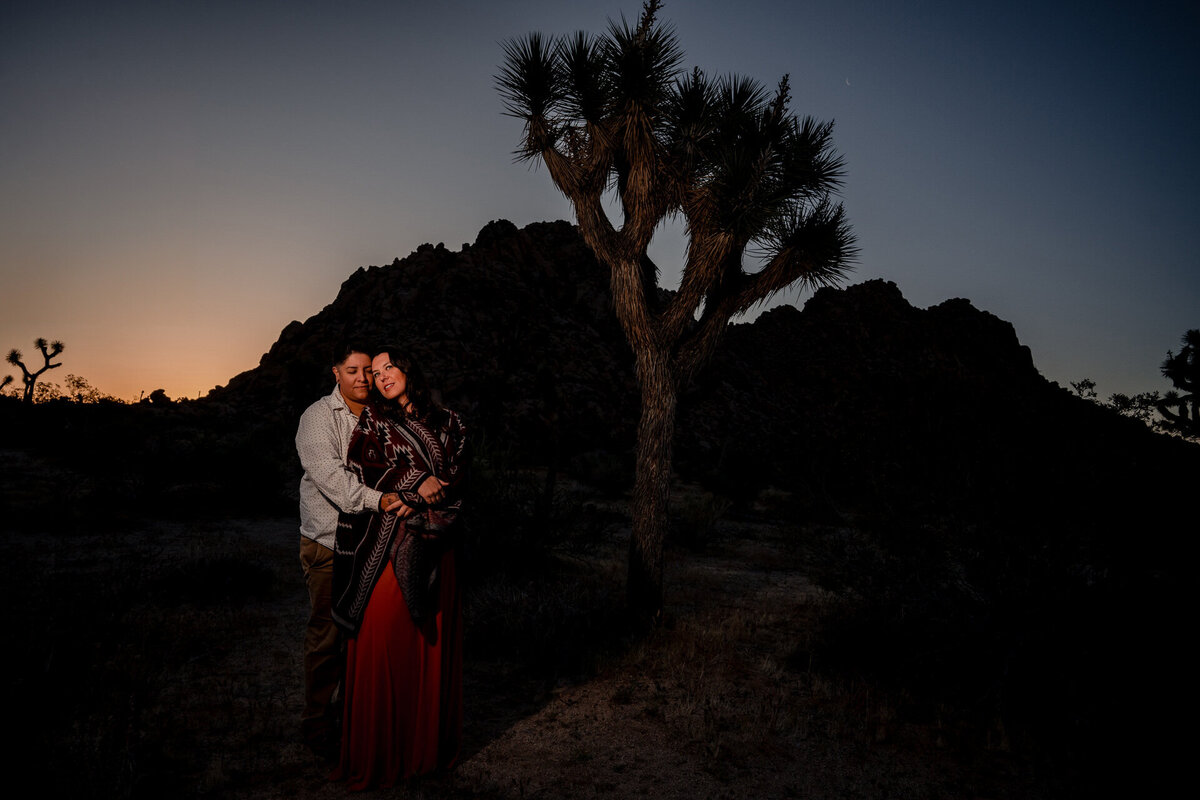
[795,506,1188,796]
[1071,327,1199,440]
[2,373,125,403]
[63,373,121,403]
[1070,377,1162,425]
[499,0,856,617]
[0,398,295,530]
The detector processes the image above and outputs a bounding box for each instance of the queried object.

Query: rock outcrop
[207,219,1197,530]
[209,220,639,466]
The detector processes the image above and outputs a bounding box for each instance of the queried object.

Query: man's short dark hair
[332,339,374,368]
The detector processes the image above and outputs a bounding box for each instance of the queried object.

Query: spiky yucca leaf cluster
[498,1,855,383]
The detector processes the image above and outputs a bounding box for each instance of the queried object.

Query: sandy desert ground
[8,484,1059,799]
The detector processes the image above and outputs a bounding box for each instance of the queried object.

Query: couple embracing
[295,340,467,789]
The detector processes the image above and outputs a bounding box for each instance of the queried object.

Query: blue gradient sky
[2,1,1196,401]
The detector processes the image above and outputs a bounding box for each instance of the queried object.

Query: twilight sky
[2,0,1196,402]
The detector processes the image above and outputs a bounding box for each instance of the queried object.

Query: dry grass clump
[464,557,628,684]
[622,561,875,767]
[669,486,733,551]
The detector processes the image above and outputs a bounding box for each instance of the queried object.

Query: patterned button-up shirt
[296,385,383,549]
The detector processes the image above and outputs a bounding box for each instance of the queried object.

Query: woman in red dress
[330,347,467,789]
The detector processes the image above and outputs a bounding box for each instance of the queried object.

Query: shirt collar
[328,384,358,416]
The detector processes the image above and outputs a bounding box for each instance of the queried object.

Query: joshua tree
[6,338,65,403]
[498,0,855,617]
[1157,329,1199,438]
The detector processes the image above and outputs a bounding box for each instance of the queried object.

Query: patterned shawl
[331,403,467,634]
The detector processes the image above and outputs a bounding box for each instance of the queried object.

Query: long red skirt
[331,549,462,789]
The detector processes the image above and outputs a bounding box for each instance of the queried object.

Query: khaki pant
[299,535,343,743]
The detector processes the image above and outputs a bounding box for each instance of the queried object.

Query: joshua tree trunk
[628,348,677,618]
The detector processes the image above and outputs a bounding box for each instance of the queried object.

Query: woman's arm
[378,409,469,507]
[404,410,468,505]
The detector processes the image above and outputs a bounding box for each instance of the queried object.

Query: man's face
[332,352,373,404]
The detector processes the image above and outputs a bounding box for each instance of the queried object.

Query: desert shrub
[567,447,633,495]
[754,482,845,525]
[461,442,559,576]
[0,400,295,530]
[465,566,627,682]
[462,436,624,580]
[459,438,632,685]
[797,514,1189,793]
[670,488,732,551]
[678,440,765,509]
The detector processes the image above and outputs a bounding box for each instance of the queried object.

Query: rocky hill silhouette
[210,219,639,471]
[208,218,1195,533]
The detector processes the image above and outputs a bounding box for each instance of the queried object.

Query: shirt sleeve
[296,403,384,514]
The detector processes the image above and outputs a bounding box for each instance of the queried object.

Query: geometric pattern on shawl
[331,403,468,635]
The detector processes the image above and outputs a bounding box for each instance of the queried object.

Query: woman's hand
[380,493,415,519]
[417,475,449,505]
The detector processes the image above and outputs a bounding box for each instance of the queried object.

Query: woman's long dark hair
[370,346,442,424]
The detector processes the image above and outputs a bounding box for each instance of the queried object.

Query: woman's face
[371,353,408,402]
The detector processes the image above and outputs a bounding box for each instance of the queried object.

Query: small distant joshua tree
[6,337,65,403]
[1157,329,1199,438]
[498,0,856,617]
